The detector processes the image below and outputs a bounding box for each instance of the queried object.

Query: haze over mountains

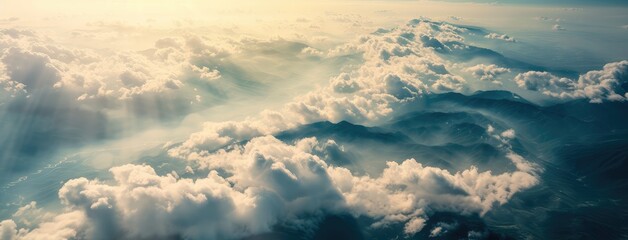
[0,1,627,239]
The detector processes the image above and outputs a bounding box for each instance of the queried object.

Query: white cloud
[0,29,230,117]
[449,16,462,21]
[500,129,516,139]
[465,64,510,83]
[487,124,495,134]
[328,152,538,234]
[5,136,347,240]
[536,16,561,22]
[300,47,325,57]
[430,226,444,237]
[1,47,62,92]
[17,211,86,240]
[484,33,516,42]
[169,19,478,157]
[3,133,539,239]
[10,202,52,228]
[429,221,458,237]
[0,18,554,239]
[514,61,628,103]
[552,24,566,31]
[331,73,361,93]
[0,29,237,165]
[0,211,86,240]
[167,115,288,160]
[0,220,18,240]
[190,65,221,81]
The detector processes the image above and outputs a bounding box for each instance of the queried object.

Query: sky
[0,1,627,239]
[437,0,628,6]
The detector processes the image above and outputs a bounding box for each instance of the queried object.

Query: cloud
[429,221,458,237]
[169,19,481,157]
[172,121,539,237]
[18,211,86,240]
[500,129,516,139]
[552,24,566,31]
[0,220,18,240]
[0,210,86,240]
[3,132,539,239]
[170,17,619,169]
[514,61,628,102]
[1,27,367,172]
[535,16,561,22]
[0,18,561,239]
[167,113,290,160]
[468,230,489,239]
[300,46,325,57]
[562,8,583,12]
[484,33,516,42]
[464,64,510,83]
[1,48,61,92]
[190,65,221,81]
[0,29,221,123]
[449,16,462,21]
[4,137,347,239]
[0,17,19,24]
[0,29,232,117]
[0,28,250,173]
[10,202,51,228]
[328,151,538,234]
[330,73,361,93]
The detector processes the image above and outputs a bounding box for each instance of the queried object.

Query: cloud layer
[515,61,628,102]
[0,10,626,240]
[1,128,538,239]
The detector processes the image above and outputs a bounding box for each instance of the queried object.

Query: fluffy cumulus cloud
[0,220,18,240]
[287,18,472,123]
[0,28,240,171]
[500,129,516,139]
[175,124,537,236]
[0,211,86,240]
[514,61,628,102]
[3,2,628,238]
[169,18,625,173]
[429,221,458,237]
[3,137,347,240]
[465,64,510,84]
[0,29,230,115]
[484,33,516,42]
[167,110,293,160]
[0,18,556,239]
[168,19,483,157]
[2,132,539,239]
[328,148,537,234]
[1,18,487,122]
